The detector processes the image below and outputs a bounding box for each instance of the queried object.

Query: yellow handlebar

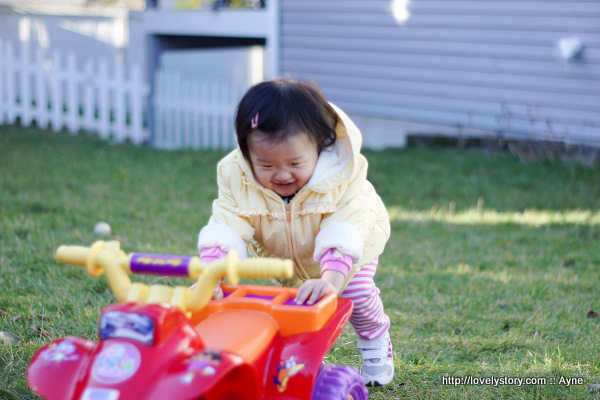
[55,245,90,265]
[55,241,294,315]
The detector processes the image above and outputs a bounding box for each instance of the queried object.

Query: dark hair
[235,78,339,162]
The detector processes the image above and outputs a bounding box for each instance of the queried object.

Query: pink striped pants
[340,258,390,340]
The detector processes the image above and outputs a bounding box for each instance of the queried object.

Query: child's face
[248,130,319,197]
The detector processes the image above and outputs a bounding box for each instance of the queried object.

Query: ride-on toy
[27,240,369,399]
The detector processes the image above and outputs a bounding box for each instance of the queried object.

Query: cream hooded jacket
[198,104,390,289]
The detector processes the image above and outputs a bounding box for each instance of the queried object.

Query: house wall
[279,0,600,148]
[160,47,264,85]
[0,5,134,65]
[0,5,260,86]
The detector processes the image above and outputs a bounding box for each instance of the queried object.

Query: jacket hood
[330,103,362,157]
[236,103,363,194]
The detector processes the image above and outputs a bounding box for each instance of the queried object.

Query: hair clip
[251,112,259,129]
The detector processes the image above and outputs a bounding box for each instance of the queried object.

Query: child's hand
[295,278,337,305]
[189,282,224,299]
[213,284,224,299]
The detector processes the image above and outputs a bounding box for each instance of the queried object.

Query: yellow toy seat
[195,309,278,362]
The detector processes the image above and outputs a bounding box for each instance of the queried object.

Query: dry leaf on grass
[30,325,52,337]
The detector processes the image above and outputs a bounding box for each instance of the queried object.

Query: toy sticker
[41,340,79,362]
[80,388,120,400]
[180,350,222,384]
[100,311,155,345]
[274,356,306,393]
[92,342,141,384]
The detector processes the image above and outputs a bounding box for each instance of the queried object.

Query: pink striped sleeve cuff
[200,246,228,264]
[320,248,353,277]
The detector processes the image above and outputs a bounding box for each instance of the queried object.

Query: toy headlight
[100,311,155,345]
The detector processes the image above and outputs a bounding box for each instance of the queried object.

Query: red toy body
[27,241,368,400]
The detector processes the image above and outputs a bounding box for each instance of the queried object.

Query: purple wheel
[312,364,369,400]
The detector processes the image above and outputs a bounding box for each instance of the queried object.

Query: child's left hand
[295,278,338,305]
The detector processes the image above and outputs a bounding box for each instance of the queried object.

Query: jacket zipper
[281,192,311,282]
[262,190,296,261]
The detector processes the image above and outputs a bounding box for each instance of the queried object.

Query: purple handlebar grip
[130,253,192,277]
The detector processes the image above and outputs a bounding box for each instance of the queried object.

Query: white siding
[280,0,600,146]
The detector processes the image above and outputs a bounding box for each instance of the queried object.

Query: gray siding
[280,0,600,146]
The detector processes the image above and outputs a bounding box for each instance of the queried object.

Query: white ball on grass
[93,221,112,236]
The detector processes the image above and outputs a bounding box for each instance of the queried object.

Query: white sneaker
[357,332,394,387]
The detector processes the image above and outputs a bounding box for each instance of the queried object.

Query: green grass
[1,125,599,399]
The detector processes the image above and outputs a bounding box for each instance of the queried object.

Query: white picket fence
[153,71,247,150]
[0,40,148,144]
[0,40,246,150]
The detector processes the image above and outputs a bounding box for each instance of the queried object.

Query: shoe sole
[361,371,394,387]
[365,379,391,387]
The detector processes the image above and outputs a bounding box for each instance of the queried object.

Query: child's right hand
[188,282,224,299]
[213,284,224,299]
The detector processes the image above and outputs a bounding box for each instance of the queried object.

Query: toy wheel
[312,364,368,400]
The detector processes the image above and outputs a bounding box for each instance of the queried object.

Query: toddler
[197,77,393,386]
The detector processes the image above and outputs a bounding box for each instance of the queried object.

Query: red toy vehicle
[27,240,368,399]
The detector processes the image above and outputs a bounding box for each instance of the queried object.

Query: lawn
[1,125,599,399]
